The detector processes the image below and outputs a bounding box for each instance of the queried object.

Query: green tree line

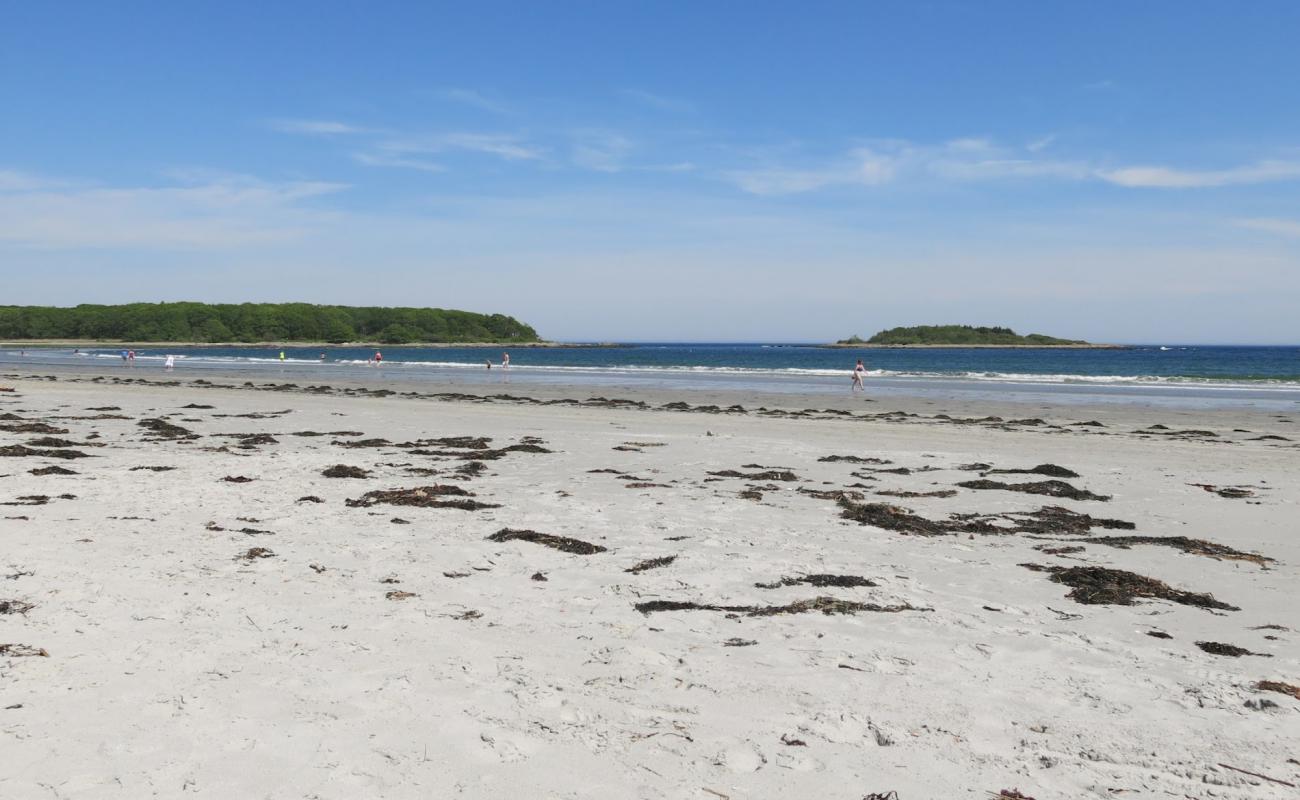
[0,303,540,344]
[842,325,1084,345]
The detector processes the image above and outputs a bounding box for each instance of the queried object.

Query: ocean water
[4,343,1300,409]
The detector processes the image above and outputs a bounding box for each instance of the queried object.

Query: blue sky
[2,1,1298,342]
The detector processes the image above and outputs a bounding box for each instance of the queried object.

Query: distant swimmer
[164,355,176,371]
[375,351,383,365]
[319,353,326,361]
[851,359,866,392]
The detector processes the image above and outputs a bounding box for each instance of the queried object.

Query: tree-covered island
[834,325,1109,347]
[0,303,541,344]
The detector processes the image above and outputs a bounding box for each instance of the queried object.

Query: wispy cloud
[1098,160,1300,188]
[570,131,635,172]
[0,171,345,249]
[621,89,692,112]
[380,132,545,161]
[436,88,510,115]
[352,152,445,173]
[725,140,1086,195]
[268,118,372,135]
[1235,217,1300,238]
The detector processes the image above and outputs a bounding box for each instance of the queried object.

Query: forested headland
[0,303,540,344]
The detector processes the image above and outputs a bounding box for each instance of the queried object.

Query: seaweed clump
[487,528,606,555]
[1086,535,1272,566]
[756,574,877,589]
[1196,641,1269,657]
[634,596,925,617]
[625,555,677,574]
[837,498,950,536]
[137,418,197,440]
[322,464,371,479]
[345,485,498,510]
[1022,564,1238,610]
[958,479,1110,502]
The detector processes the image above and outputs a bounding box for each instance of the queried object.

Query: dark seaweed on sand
[1196,641,1268,657]
[755,574,877,589]
[818,455,891,464]
[0,422,69,434]
[237,547,275,561]
[875,489,958,499]
[958,479,1110,501]
[322,464,371,479]
[0,643,48,657]
[625,555,677,574]
[0,445,90,459]
[837,498,953,536]
[1021,564,1238,610]
[708,469,799,482]
[798,488,866,501]
[983,463,1080,479]
[29,466,77,476]
[488,528,606,555]
[1085,535,1271,565]
[0,599,35,615]
[345,485,498,510]
[137,418,197,440]
[635,596,925,616]
[130,465,175,472]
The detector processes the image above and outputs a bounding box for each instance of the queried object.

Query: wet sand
[1,371,1297,798]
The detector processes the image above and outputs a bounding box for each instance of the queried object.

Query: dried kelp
[0,643,48,657]
[237,547,275,561]
[0,422,69,434]
[984,463,1080,479]
[1196,641,1268,657]
[635,596,925,616]
[818,455,891,464]
[345,485,497,510]
[625,555,677,574]
[708,469,799,482]
[1085,535,1272,565]
[755,574,877,589]
[137,418,197,439]
[322,464,371,479]
[29,466,77,476]
[837,498,951,536]
[487,528,606,555]
[958,479,1110,502]
[1022,564,1238,610]
[0,599,35,615]
[1256,680,1300,700]
[875,489,958,499]
[0,445,90,459]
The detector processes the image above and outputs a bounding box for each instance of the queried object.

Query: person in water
[374,351,383,365]
[279,350,285,362]
[164,355,176,371]
[502,352,510,369]
[851,359,866,392]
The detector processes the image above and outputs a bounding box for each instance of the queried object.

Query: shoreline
[0,339,612,349]
[823,342,1130,349]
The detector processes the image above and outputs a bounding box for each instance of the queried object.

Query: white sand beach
[2,373,1297,799]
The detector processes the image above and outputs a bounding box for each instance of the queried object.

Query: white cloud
[1235,217,1300,238]
[269,118,371,135]
[352,152,445,173]
[381,132,545,161]
[1098,160,1300,188]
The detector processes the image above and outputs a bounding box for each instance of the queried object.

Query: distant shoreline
[822,343,1130,349]
[0,339,615,349]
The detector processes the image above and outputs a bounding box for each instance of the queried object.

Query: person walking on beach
[120,349,129,363]
[127,350,135,366]
[851,359,866,392]
[164,354,175,371]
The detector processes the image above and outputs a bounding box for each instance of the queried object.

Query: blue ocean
[5,343,1300,409]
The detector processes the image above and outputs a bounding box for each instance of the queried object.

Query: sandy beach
[1,370,1297,799]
